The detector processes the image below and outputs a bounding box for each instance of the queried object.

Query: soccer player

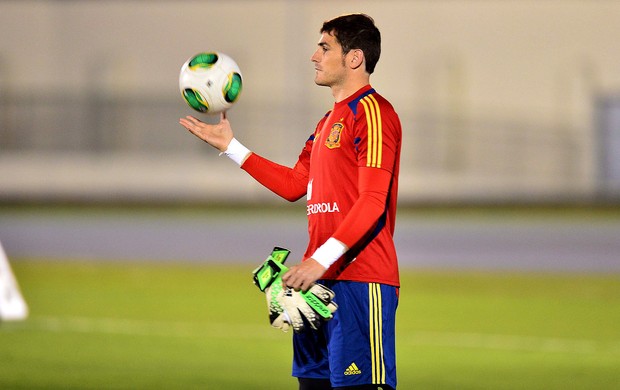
[179,13,401,390]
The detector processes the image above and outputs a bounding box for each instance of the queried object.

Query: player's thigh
[292,322,330,379]
[326,281,398,389]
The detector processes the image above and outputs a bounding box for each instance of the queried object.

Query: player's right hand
[178,113,233,152]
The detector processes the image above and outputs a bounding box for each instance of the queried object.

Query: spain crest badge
[325,122,344,149]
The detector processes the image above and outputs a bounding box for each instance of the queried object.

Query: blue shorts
[292,281,398,388]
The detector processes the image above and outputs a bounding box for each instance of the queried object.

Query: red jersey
[242,85,401,286]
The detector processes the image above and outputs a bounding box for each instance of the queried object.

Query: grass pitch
[1,260,619,389]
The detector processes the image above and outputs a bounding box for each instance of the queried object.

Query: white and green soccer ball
[179,52,243,115]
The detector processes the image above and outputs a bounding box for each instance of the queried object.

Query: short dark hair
[321,13,381,74]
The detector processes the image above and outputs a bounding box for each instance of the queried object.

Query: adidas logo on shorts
[344,362,362,375]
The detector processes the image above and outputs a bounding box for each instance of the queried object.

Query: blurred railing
[0,91,616,204]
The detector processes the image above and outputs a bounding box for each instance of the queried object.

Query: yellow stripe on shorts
[369,283,386,384]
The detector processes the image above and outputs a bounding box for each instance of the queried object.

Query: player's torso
[306,104,359,230]
[303,88,401,286]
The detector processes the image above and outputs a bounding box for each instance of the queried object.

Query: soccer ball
[179,52,243,115]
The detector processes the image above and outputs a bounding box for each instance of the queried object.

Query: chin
[314,78,329,87]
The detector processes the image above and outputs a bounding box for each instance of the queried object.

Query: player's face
[311,32,347,87]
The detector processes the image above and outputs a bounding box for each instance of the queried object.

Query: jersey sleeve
[240,135,313,202]
[355,94,400,173]
[330,167,391,249]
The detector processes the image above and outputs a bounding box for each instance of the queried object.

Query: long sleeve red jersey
[241,85,401,287]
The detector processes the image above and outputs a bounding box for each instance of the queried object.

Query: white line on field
[17,316,619,355]
[405,331,608,355]
[28,316,282,340]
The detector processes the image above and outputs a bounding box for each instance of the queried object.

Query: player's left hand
[252,248,337,333]
[282,258,327,292]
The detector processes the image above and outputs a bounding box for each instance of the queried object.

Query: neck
[331,75,370,102]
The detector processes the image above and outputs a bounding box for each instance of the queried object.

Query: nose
[310,49,320,63]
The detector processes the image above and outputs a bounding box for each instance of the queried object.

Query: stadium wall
[1,1,620,204]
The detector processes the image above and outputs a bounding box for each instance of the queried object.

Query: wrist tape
[220,138,251,166]
[311,238,347,269]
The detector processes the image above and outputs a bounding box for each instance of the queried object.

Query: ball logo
[224,73,242,103]
[188,53,218,70]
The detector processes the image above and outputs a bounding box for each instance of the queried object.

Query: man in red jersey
[180,14,401,390]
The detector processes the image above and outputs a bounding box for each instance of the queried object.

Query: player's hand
[253,247,337,333]
[178,112,233,152]
[282,258,327,292]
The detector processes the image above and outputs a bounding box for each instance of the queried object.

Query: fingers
[282,267,307,291]
[179,114,226,130]
[178,115,200,129]
[282,260,326,292]
[179,116,210,138]
[178,113,233,151]
[179,114,225,126]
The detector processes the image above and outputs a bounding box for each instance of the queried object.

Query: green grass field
[1,260,619,389]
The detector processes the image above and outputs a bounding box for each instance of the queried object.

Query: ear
[348,49,364,70]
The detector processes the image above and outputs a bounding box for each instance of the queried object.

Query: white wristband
[311,238,348,269]
[220,138,250,166]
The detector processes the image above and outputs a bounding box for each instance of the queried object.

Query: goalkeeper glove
[252,247,337,333]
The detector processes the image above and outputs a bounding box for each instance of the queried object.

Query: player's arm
[240,117,327,201]
[331,166,391,247]
[241,151,309,202]
[282,166,391,291]
[179,113,312,201]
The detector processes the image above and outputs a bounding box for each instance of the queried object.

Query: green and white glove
[252,247,338,333]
